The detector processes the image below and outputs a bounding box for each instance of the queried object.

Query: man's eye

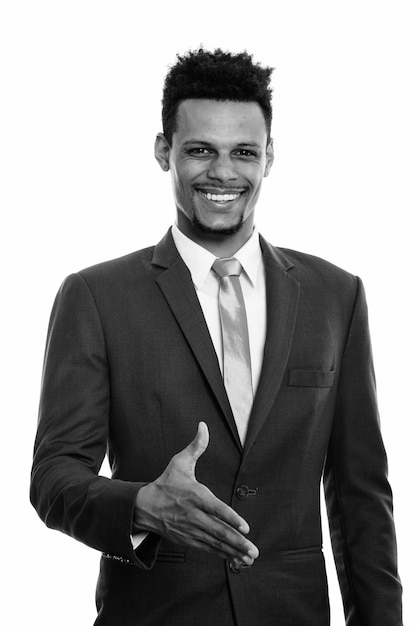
[189,148,211,155]
[234,149,257,157]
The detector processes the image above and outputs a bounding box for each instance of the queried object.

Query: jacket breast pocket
[287,369,335,388]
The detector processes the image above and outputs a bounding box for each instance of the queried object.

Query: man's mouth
[197,190,243,204]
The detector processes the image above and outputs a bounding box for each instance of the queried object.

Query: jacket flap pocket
[288,369,335,388]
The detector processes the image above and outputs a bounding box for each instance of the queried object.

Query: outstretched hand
[133,422,258,566]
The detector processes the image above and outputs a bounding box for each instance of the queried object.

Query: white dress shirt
[132,225,267,549]
[171,223,267,395]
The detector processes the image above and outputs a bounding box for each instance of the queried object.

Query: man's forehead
[174,99,268,143]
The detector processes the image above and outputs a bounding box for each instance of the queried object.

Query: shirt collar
[171,223,262,289]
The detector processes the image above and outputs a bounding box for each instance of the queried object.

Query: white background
[1,1,416,623]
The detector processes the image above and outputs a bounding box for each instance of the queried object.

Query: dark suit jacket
[30,230,402,625]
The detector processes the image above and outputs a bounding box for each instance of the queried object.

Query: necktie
[212,258,253,444]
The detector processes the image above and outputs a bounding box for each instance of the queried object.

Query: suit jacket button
[229,561,241,574]
[236,484,249,500]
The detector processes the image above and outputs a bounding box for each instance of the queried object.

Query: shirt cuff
[131,531,149,550]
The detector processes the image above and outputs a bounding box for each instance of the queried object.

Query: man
[31,49,402,625]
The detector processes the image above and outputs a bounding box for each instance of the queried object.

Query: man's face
[156,99,274,240]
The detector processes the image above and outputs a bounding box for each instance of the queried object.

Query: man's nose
[207,155,238,182]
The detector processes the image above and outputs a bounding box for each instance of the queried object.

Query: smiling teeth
[199,192,240,202]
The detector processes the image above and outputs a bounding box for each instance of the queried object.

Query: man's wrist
[133,482,154,534]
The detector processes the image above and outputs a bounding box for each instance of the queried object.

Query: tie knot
[212,257,243,279]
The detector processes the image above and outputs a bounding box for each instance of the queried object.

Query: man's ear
[154,133,171,171]
[264,138,274,177]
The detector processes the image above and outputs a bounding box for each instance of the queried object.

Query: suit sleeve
[323,277,402,625]
[30,273,160,569]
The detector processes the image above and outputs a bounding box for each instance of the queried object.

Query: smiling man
[155,98,274,252]
[31,49,402,625]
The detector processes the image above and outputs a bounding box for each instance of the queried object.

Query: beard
[191,212,245,237]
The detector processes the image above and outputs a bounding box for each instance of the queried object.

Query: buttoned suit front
[30,229,402,625]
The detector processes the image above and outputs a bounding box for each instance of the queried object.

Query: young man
[31,49,402,625]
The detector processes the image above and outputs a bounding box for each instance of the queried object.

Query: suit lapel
[244,238,300,456]
[151,230,300,454]
[152,230,242,450]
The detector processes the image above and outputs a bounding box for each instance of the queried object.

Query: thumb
[178,422,209,472]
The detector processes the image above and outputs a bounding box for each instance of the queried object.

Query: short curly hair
[162,48,274,145]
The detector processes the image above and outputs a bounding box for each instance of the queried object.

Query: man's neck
[176,215,254,258]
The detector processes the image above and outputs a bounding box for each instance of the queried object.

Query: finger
[201,488,252,536]
[167,533,235,561]
[177,422,209,471]
[189,421,209,461]
[166,522,257,563]
[184,507,259,560]
[205,516,259,560]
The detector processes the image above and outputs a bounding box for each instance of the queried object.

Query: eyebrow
[182,140,212,146]
[182,140,263,149]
